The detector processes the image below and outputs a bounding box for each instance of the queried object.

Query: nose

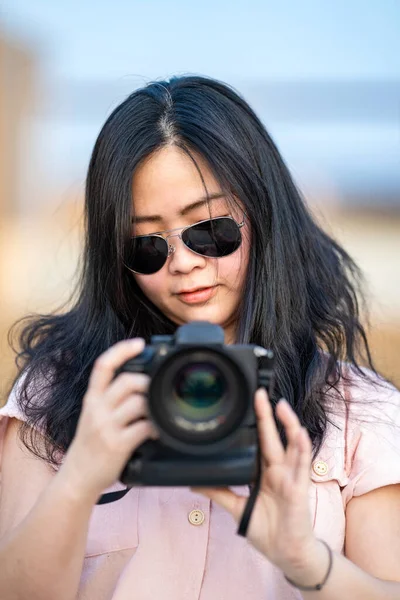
[167,234,207,274]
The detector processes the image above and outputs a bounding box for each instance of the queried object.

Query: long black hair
[8,74,380,466]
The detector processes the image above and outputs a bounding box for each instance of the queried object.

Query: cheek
[134,273,166,302]
[218,243,249,288]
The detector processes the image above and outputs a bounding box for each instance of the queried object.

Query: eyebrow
[131,192,227,224]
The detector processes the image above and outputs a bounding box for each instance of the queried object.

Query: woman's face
[131,146,250,343]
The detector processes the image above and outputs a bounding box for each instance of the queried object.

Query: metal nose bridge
[165,231,182,257]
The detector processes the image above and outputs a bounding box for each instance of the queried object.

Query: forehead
[131,146,224,216]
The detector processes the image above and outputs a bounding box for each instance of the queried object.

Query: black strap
[96,488,131,505]
[96,469,259,537]
[237,441,261,537]
[237,360,274,537]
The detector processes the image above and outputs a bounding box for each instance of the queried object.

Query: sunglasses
[124,214,245,275]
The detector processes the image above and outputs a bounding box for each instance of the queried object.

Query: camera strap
[97,479,261,536]
[96,488,131,505]
[95,468,260,536]
[237,442,261,537]
[96,472,261,537]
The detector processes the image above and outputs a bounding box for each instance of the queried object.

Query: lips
[176,285,218,304]
[177,286,213,295]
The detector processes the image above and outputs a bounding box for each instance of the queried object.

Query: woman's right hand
[58,338,158,502]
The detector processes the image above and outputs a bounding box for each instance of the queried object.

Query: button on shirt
[188,508,205,525]
[120,485,283,600]
[312,460,329,476]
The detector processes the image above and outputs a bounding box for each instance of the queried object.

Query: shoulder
[0,366,54,427]
[342,364,399,403]
[0,375,57,537]
[322,363,400,431]
[335,364,400,502]
[310,364,400,504]
[340,364,400,438]
[0,373,28,421]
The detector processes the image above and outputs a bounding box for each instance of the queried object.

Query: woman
[1,75,399,599]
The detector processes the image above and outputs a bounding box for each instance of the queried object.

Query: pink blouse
[1,367,400,600]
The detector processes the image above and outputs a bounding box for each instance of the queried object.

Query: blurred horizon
[0,1,399,396]
[36,77,400,203]
[2,0,400,209]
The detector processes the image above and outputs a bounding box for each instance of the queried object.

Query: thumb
[190,487,247,520]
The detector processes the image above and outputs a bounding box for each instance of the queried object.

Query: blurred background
[1,0,399,402]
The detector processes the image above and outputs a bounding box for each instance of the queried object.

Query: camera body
[117,321,274,487]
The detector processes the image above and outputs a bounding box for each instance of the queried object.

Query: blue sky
[1,1,400,203]
[2,0,400,81]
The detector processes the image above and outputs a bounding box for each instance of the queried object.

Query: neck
[224,322,237,345]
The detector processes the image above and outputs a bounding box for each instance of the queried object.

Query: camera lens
[173,363,226,421]
[148,348,250,451]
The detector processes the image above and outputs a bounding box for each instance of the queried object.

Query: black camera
[117,322,275,487]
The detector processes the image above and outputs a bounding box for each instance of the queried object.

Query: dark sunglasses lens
[182,218,242,258]
[125,236,168,274]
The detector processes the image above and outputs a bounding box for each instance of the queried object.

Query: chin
[169,306,232,328]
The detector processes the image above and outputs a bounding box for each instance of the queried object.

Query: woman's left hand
[191,388,317,574]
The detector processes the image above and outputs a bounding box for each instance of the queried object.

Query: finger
[255,388,285,464]
[275,403,312,488]
[89,338,145,392]
[106,373,150,406]
[190,487,246,520]
[113,394,148,426]
[294,427,313,487]
[121,418,159,446]
[284,431,300,475]
[274,398,304,457]
[275,398,302,437]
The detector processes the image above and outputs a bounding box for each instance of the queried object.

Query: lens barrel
[148,348,250,454]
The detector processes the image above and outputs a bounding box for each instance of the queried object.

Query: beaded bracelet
[284,540,333,591]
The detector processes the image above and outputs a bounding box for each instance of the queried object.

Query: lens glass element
[173,363,226,420]
[148,348,249,449]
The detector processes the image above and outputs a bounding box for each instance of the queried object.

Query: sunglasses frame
[125,213,246,275]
